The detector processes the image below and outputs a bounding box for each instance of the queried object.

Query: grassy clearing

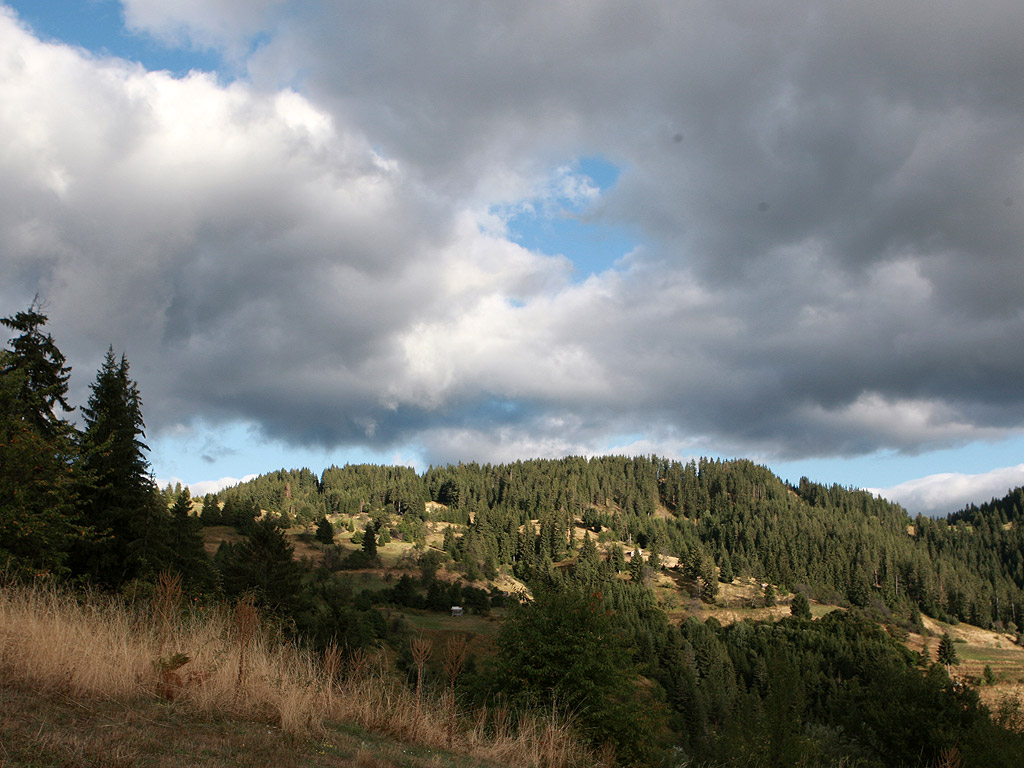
[913,616,1024,682]
[400,609,501,637]
[0,578,603,768]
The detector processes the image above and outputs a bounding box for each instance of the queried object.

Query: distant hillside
[214,456,1024,635]
[196,455,1024,765]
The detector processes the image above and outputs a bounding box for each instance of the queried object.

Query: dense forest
[215,454,1024,635]
[3,302,1024,766]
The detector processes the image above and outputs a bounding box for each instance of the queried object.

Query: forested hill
[215,456,1024,633]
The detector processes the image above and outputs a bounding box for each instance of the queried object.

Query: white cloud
[158,474,259,497]
[802,393,1010,455]
[873,464,1024,517]
[5,1,1024,476]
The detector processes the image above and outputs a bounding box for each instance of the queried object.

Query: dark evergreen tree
[76,349,170,585]
[436,478,460,507]
[442,525,457,556]
[361,521,377,558]
[648,548,662,572]
[937,632,960,671]
[200,493,222,525]
[218,517,304,616]
[0,303,84,576]
[847,566,872,608]
[582,506,602,532]
[489,583,662,762]
[277,507,293,529]
[168,487,217,592]
[629,548,645,582]
[791,591,812,620]
[699,555,719,603]
[315,515,335,546]
[609,542,626,573]
[0,302,73,435]
[717,546,734,583]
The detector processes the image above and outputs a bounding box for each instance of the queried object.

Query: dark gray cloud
[4,1,1024,470]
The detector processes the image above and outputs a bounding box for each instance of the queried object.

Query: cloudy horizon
[4,1,1024,516]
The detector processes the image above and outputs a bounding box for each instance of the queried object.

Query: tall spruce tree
[0,302,73,435]
[791,591,812,620]
[490,582,660,762]
[76,348,169,585]
[315,515,335,546]
[361,521,378,558]
[168,487,217,592]
[200,493,222,525]
[937,632,960,672]
[0,303,84,576]
[218,517,304,617]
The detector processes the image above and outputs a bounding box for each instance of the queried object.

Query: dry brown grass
[0,579,597,768]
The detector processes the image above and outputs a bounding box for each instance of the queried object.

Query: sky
[3,1,1024,517]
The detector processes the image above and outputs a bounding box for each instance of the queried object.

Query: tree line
[221,453,1024,638]
[0,302,211,589]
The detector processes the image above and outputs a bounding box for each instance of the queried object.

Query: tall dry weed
[0,582,145,697]
[410,634,432,738]
[442,632,469,749]
[0,580,598,766]
[932,746,964,768]
[232,592,260,703]
[152,569,182,655]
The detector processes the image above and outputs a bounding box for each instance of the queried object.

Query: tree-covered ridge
[221,456,1024,633]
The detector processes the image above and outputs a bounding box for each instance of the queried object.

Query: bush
[488,583,665,763]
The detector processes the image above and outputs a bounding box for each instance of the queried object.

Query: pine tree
[0,303,84,576]
[937,632,959,671]
[490,583,659,762]
[848,567,871,608]
[315,515,335,546]
[718,546,734,583]
[200,493,222,525]
[442,526,457,555]
[791,591,812,620]
[648,548,662,573]
[168,487,216,592]
[218,517,304,616]
[609,543,626,573]
[630,548,645,582]
[76,348,170,585]
[699,555,719,603]
[0,302,72,436]
[361,521,378,558]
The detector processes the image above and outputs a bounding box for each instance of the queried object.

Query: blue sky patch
[6,0,223,76]
[502,155,637,279]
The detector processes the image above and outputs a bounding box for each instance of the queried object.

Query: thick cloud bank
[4,1,1024,475]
